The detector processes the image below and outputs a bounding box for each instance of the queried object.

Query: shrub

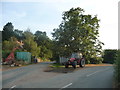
[103,49,118,64]
[114,50,120,87]
[2,50,11,59]
[89,57,103,64]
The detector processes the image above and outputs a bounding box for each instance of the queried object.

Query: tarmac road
[2,62,114,89]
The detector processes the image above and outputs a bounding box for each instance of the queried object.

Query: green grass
[50,63,64,68]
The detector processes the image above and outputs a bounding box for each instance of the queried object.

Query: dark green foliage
[114,50,120,87]
[2,37,23,59]
[90,57,103,64]
[103,49,118,64]
[2,22,25,42]
[34,31,48,46]
[52,7,104,63]
[23,30,40,57]
[39,46,52,59]
[14,29,25,40]
[2,50,11,59]
[0,31,2,43]
[2,22,14,41]
[34,31,52,49]
[2,22,53,60]
[50,41,60,62]
[34,31,53,59]
[2,37,19,50]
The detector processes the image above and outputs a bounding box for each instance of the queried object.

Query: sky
[0,0,119,49]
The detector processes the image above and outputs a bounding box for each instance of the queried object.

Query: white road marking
[86,71,99,77]
[59,83,72,90]
[9,85,16,90]
[86,67,110,77]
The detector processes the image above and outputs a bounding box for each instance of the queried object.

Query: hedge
[103,49,118,64]
[114,50,120,87]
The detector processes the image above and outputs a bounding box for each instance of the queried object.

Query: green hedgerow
[114,50,120,87]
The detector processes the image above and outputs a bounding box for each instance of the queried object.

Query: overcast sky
[0,0,119,49]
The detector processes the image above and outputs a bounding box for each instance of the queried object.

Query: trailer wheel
[80,59,85,68]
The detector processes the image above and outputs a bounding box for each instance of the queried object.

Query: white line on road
[86,71,99,77]
[86,67,111,77]
[9,85,16,90]
[59,83,72,90]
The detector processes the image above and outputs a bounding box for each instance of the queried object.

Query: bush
[2,50,11,59]
[103,49,117,64]
[114,50,120,87]
[89,56,103,64]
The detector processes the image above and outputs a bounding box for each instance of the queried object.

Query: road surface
[2,62,114,89]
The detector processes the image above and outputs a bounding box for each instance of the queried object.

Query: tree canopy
[52,7,104,63]
[2,23,53,60]
[23,30,40,57]
[2,22,14,41]
[34,31,53,59]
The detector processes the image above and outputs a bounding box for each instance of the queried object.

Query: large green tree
[52,7,104,63]
[2,22,14,41]
[23,29,40,57]
[2,22,24,41]
[34,31,53,59]
[34,31,49,46]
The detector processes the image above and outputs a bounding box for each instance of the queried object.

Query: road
[2,62,114,89]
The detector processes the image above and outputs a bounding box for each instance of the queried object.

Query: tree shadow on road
[43,66,86,74]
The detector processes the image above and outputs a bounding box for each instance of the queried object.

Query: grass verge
[49,63,64,68]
